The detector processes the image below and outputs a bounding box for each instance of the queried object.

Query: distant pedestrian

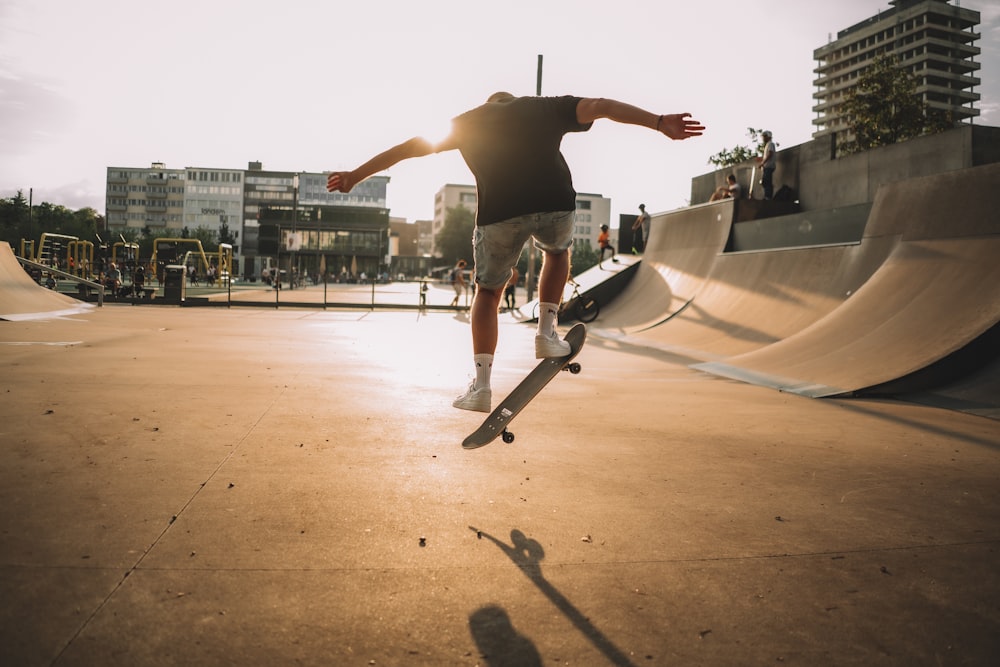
[504,266,519,311]
[757,130,776,199]
[449,259,467,307]
[710,173,742,201]
[727,173,742,199]
[631,203,650,253]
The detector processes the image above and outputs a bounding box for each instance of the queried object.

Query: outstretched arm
[575,98,705,140]
[327,135,455,193]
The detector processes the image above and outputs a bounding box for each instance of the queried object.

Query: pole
[290,174,298,290]
[526,55,543,303]
[536,54,543,96]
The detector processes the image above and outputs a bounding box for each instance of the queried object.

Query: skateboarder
[598,224,619,268]
[327,94,704,412]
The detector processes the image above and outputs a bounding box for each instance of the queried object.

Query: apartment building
[432,183,611,254]
[813,0,981,147]
[105,162,185,235]
[432,183,478,256]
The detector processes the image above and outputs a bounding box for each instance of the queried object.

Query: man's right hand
[327,171,356,193]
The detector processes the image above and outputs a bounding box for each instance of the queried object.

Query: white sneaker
[535,331,571,359]
[453,382,491,412]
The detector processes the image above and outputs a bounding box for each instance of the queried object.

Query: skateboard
[462,323,586,449]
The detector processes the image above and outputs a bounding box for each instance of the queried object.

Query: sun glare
[419,120,454,150]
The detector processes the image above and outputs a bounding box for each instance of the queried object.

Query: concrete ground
[1,304,998,666]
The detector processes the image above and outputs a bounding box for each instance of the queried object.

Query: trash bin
[163,265,186,304]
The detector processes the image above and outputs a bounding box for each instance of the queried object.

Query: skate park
[2,129,1000,665]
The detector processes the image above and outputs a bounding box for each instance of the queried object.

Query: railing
[16,256,105,307]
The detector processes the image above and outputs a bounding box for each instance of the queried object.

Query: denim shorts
[473,210,575,290]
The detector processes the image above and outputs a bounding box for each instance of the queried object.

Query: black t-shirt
[451,95,592,226]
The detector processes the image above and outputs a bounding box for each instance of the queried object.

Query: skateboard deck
[462,323,586,449]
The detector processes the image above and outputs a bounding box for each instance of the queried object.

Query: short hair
[487,91,515,103]
[638,203,645,210]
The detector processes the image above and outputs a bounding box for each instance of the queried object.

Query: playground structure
[18,233,142,283]
[19,233,96,277]
[150,238,232,285]
[14,233,233,299]
[112,241,139,274]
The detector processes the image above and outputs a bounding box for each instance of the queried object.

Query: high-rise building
[812,0,980,148]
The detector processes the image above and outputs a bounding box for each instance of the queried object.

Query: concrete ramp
[693,163,1000,397]
[0,244,94,321]
[588,161,1000,404]
[596,201,732,333]
[595,200,896,361]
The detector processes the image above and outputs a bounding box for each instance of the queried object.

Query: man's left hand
[659,113,705,140]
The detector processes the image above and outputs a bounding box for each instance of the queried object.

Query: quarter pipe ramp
[0,244,94,321]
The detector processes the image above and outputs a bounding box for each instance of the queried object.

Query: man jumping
[327,93,704,412]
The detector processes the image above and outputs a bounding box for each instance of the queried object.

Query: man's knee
[542,248,570,265]
[476,284,504,301]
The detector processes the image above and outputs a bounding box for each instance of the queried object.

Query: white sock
[537,302,559,337]
[474,354,493,389]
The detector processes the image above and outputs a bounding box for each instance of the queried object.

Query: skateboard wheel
[567,362,581,374]
[502,430,515,444]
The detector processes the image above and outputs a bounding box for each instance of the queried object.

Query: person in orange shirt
[598,224,619,269]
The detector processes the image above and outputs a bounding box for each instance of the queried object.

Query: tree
[569,241,599,276]
[0,192,102,249]
[218,221,236,246]
[190,225,218,251]
[435,205,475,264]
[0,191,30,245]
[708,128,769,168]
[839,55,952,155]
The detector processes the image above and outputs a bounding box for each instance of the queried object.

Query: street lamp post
[290,174,299,290]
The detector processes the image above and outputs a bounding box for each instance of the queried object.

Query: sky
[1,0,998,227]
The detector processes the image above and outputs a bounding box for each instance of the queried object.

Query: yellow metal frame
[151,239,233,283]
[67,240,95,278]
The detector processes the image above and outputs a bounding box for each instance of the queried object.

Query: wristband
[656,115,663,132]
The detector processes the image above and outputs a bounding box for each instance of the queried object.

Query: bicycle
[532,278,599,323]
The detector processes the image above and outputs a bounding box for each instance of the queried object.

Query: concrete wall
[691,125,1000,211]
